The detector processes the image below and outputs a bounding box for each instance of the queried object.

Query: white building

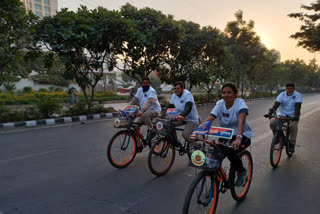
[21,0,58,17]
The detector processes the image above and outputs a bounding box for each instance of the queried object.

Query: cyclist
[165,81,199,147]
[201,82,252,187]
[67,86,78,104]
[264,83,302,153]
[129,77,161,149]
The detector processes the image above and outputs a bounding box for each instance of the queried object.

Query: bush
[23,87,33,93]
[38,88,48,92]
[36,98,62,118]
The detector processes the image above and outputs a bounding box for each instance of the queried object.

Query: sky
[58,0,318,64]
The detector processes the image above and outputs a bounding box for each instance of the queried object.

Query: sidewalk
[0,100,215,130]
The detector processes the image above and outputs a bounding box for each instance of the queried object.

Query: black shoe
[136,146,143,153]
[146,130,157,143]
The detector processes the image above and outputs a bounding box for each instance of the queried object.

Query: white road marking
[0,149,60,163]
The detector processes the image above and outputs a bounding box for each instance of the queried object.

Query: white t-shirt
[169,89,199,125]
[210,98,252,138]
[276,91,302,117]
[135,86,161,113]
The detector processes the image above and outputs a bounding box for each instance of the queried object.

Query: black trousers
[220,135,251,173]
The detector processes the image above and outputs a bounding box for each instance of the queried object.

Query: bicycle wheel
[148,138,175,176]
[182,170,219,214]
[107,130,137,168]
[285,140,294,157]
[270,133,282,168]
[231,150,253,202]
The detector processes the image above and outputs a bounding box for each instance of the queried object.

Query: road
[1,94,320,214]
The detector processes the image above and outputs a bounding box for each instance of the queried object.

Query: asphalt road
[1,93,320,214]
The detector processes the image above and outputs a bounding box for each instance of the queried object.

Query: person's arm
[293,102,302,121]
[129,96,139,105]
[266,101,280,115]
[141,98,154,113]
[180,101,193,117]
[232,112,247,150]
[202,114,217,124]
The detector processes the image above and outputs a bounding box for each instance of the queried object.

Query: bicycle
[182,126,253,214]
[147,108,201,176]
[264,114,296,168]
[107,105,154,168]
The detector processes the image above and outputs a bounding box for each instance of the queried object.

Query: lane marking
[0,149,60,163]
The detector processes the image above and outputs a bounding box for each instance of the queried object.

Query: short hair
[142,77,150,83]
[173,81,184,89]
[286,83,295,88]
[222,82,238,95]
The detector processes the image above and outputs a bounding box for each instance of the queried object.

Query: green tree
[0,0,37,87]
[224,10,265,96]
[159,20,204,90]
[35,6,132,111]
[118,4,180,84]
[197,27,234,99]
[288,1,320,52]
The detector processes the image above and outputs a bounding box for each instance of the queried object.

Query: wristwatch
[236,134,243,139]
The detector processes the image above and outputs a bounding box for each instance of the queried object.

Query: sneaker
[136,146,143,153]
[289,141,295,153]
[146,129,157,143]
[235,171,248,187]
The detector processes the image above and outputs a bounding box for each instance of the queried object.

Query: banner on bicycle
[208,126,234,139]
[165,108,179,116]
[190,121,212,136]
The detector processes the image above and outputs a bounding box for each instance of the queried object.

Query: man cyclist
[265,83,302,153]
[129,77,161,150]
[165,81,199,147]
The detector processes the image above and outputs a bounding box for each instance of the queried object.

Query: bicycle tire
[148,138,175,176]
[107,130,137,168]
[270,133,282,168]
[230,150,253,201]
[182,170,219,214]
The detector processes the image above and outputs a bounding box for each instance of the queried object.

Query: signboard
[208,126,234,139]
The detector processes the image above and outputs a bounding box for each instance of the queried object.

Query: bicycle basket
[191,145,221,171]
[154,118,175,136]
[114,117,129,128]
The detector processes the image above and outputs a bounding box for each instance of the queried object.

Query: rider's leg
[139,109,158,142]
[270,118,278,135]
[226,137,251,186]
[182,121,198,146]
[289,121,298,142]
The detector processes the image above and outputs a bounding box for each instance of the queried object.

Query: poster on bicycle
[208,126,234,139]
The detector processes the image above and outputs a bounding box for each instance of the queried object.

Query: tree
[224,10,265,96]
[288,0,320,52]
[197,26,234,99]
[159,20,204,90]
[0,0,37,87]
[35,6,132,110]
[118,4,180,84]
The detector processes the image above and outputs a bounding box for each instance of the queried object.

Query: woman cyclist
[201,82,252,187]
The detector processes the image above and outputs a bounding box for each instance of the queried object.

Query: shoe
[146,129,157,143]
[136,146,143,153]
[235,171,248,187]
[289,141,295,153]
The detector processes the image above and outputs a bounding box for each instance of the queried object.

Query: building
[20,0,58,17]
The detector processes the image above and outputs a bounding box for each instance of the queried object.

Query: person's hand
[136,111,143,117]
[177,115,184,121]
[232,138,241,150]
